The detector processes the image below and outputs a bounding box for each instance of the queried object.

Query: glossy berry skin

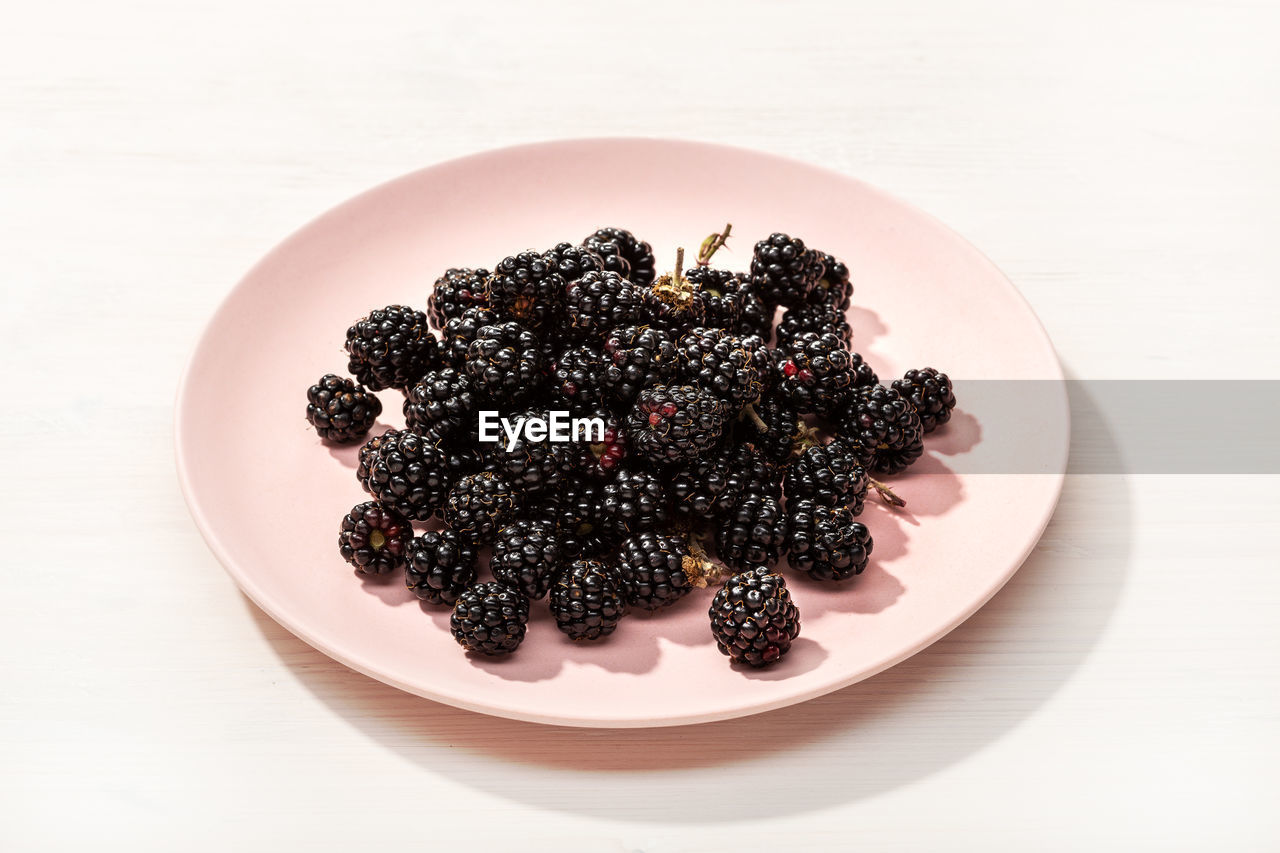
[775,302,852,351]
[338,501,412,576]
[403,367,477,441]
[786,500,872,582]
[463,321,544,403]
[539,475,617,558]
[439,306,496,370]
[564,270,643,341]
[808,252,852,311]
[344,305,439,392]
[481,407,568,495]
[836,384,925,475]
[736,283,776,341]
[616,531,695,612]
[584,226,656,287]
[484,250,565,330]
[668,442,771,522]
[404,529,478,606]
[443,472,519,545]
[626,384,728,466]
[734,393,806,464]
[892,367,957,434]
[550,560,627,641]
[601,325,679,405]
[684,267,744,330]
[450,582,530,655]
[773,331,857,417]
[428,267,490,330]
[489,519,563,600]
[601,467,671,534]
[565,406,628,479]
[676,327,766,413]
[784,438,870,513]
[543,241,605,283]
[306,374,381,444]
[356,429,454,521]
[639,276,707,331]
[750,233,824,308]
[715,486,788,570]
[709,566,801,667]
[547,345,609,409]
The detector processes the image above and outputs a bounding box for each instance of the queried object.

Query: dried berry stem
[869,477,906,508]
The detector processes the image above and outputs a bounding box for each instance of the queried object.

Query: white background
[3,1,1278,850]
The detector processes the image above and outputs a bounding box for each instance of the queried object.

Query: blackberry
[668,442,778,522]
[490,519,563,600]
[616,531,699,612]
[539,475,617,558]
[601,325,679,404]
[404,529,478,606]
[306,374,381,444]
[684,267,743,330]
[848,351,880,391]
[566,406,628,479]
[808,252,852,311]
[676,327,765,412]
[543,241,605,283]
[775,302,852,351]
[627,384,727,465]
[784,437,870,513]
[892,367,957,434]
[578,237,632,279]
[484,250,564,329]
[564,270,643,340]
[836,384,925,474]
[548,345,610,409]
[639,270,707,331]
[440,306,496,369]
[403,367,477,441]
[709,566,801,667]
[736,393,809,463]
[428,267,490,331]
[549,559,627,641]
[482,408,567,495]
[338,501,411,576]
[601,466,671,534]
[450,582,529,655]
[443,471,519,544]
[345,305,439,391]
[715,485,788,570]
[584,226,656,287]
[356,429,453,521]
[736,284,776,341]
[464,321,544,403]
[773,331,857,416]
[786,501,872,582]
[750,233,824,308]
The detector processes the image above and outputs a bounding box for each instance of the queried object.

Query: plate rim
[174,136,1070,728]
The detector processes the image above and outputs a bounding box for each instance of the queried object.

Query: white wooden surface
[3,1,1278,850]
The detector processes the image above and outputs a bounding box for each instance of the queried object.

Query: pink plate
[176,138,1068,727]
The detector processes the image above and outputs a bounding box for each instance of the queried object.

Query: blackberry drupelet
[668,442,752,522]
[684,267,744,330]
[836,384,925,474]
[892,367,957,434]
[489,518,563,600]
[345,305,439,392]
[404,529,478,606]
[715,485,788,570]
[773,331,857,416]
[439,306,496,369]
[550,559,627,641]
[775,302,852,351]
[548,344,610,409]
[443,472,519,544]
[539,475,617,558]
[808,252,852,311]
[601,325,679,404]
[601,466,671,534]
[464,321,544,403]
[784,437,870,513]
[543,241,605,283]
[750,233,824,308]
[484,250,564,329]
[786,501,872,582]
[676,327,765,413]
[736,283,776,341]
[584,226,656,287]
[356,429,453,521]
[481,407,568,495]
[428,267,490,331]
[735,393,808,463]
[403,367,477,441]
[564,270,643,341]
[450,582,529,655]
[306,374,381,444]
[338,501,412,576]
[616,531,700,612]
[626,384,727,466]
[709,566,801,667]
[847,351,880,391]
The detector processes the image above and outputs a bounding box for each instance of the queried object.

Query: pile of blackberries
[310,226,957,667]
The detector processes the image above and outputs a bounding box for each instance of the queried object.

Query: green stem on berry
[869,477,906,508]
[696,222,733,266]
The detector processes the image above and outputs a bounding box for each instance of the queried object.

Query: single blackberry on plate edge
[489,518,563,600]
[403,367,477,441]
[450,582,529,655]
[786,500,872,582]
[808,251,852,311]
[564,270,644,341]
[616,531,708,612]
[443,471,519,544]
[440,306,496,369]
[715,485,788,570]
[892,367,957,434]
[464,321,544,403]
[735,393,809,463]
[709,566,801,667]
[356,429,453,521]
[549,559,627,641]
[684,267,744,330]
[601,324,679,404]
[548,344,610,409]
[405,529,478,606]
[584,226,656,287]
[775,302,852,351]
[306,374,381,444]
[345,305,439,392]
[338,501,411,576]
[484,250,564,329]
[676,327,766,413]
[750,233,824,308]
[773,331,857,416]
[601,466,671,534]
[626,384,727,466]
[785,437,870,513]
[543,241,605,283]
[428,267,490,330]
[836,384,925,475]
